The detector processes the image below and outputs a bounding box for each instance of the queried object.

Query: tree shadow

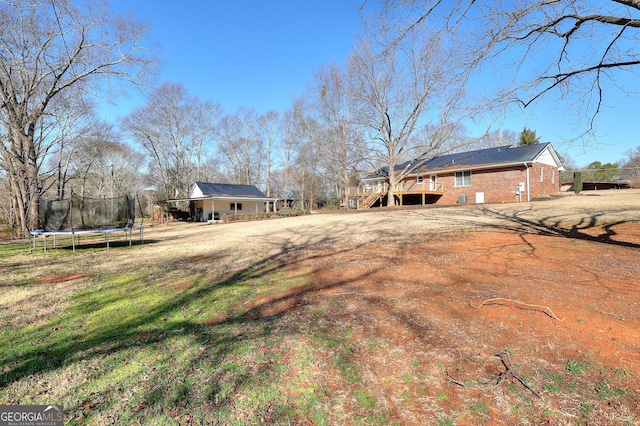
[1,220,393,423]
[6,208,637,422]
[476,207,640,249]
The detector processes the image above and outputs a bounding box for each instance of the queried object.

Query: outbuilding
[161,182,279,222]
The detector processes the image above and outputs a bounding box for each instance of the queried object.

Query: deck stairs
[358,191,383,209]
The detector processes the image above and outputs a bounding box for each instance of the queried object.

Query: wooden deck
[346,182,445,209]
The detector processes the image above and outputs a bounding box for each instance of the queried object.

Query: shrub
[220,210,309,223]
[573,171,583,194]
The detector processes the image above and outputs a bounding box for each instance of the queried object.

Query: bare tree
[279,98,309,205]
[257,110,280,196]
[559,152,580,184]
[0,0,155,236]
[470,129,519,150]
[0,167,17,237]
[348,16,470,206]
[38,91,102,199]
[216,108,264,186]
[310,62,367,200]
[293,113,324,210]
[122,82,220,199]
[67,126,145,198]
[381,0,640,146]
[620,146,640,186]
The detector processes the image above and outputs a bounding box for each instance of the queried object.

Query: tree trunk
[1,131,39,237]
[386,168,397,207]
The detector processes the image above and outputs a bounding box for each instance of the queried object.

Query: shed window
[455,171,471,187]
[231,202,242,211]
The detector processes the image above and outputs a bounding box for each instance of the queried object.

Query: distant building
[561,180,631,192]
[160,182,278,222]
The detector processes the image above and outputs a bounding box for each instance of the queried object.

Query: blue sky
[106,1,637,167]
[107,1,363,114]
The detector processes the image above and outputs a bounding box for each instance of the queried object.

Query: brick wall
[428,163,560,205]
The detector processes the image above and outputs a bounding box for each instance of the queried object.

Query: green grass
[0,241,28,256]
[565,359,590,375]
[471,401,489,414]
[0,250,316,424]
[352,389,376,409]
[0,238,395,424]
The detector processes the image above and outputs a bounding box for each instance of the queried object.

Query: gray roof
[194,182,267,198]
[420,143,551,171]
[365,143,558,178]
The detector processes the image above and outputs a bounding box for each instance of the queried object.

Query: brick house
[347,143,564,208]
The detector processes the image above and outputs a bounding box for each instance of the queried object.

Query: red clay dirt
[33,274,88,285]
[283,222,640,424]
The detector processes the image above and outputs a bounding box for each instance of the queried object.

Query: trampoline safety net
[39,194,136,232]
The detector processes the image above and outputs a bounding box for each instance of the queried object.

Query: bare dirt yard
[2,189,640,425]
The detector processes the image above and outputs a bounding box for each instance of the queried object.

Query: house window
[455,171,471,187]
[416,176,424,184]
[552,168,555,184]
[231,202,242,211]
[540,166,544,182]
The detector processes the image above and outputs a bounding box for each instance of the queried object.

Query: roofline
[363,162,534,178]
[422,162,537,174]
[158,196,280,203]
[362,143,565,179]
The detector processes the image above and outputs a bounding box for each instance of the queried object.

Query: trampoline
[29,193,144,252]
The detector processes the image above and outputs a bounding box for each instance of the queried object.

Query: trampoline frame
[30,226,144,252]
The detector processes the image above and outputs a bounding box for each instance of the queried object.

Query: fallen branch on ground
[445,367,467,388]
[444,351,543,400]
[469,297,563,321]
[490,350,542,399]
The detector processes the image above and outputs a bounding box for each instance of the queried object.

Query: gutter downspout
[526,163,531,202]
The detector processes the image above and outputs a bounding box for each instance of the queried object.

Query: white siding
[197,200,264,221]
[536,147,558,167]
[190,184,204,198]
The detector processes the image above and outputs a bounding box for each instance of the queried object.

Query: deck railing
[396,181,444,192]
[347,181,443,196]
[347,181,445,209]
[347,183,389,196]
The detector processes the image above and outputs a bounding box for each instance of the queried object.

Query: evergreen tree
[519,127,541,146]
[573,171,583,194]
[587,161,619,181]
